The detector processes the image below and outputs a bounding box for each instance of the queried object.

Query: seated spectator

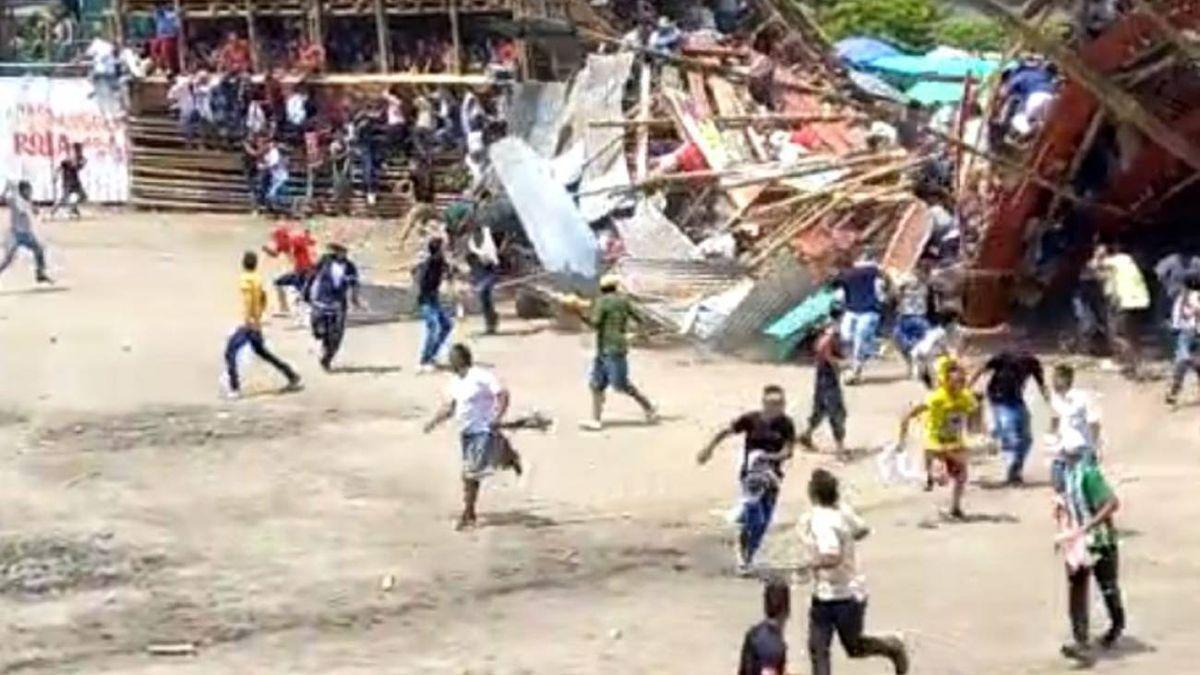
[217,31,252,74]
[151,2,180,74]
[52,9,77,62]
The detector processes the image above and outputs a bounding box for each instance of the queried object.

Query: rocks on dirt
[0,533,163,598]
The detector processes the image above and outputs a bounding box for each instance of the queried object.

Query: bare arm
[1082,496,1119,533]
[493,388,510,427]
[898,403,927,441]
[697,427,734,465]
[423,400,455,434]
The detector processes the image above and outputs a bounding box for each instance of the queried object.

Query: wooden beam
[373,0,390,73]
[449,0,462,75]
[244,0,260,73]
[310,0,324,53]
[634,59,651,182]
[113,0,125,45]
[1129,0,1200,63]
[174,0,188,71]
[971,0,1200,173]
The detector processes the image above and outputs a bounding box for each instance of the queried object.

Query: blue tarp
[834,37,902,66]
[905,80,970,106]
[867,53,999,80]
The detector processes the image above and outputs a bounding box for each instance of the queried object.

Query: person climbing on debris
[423,343,518,531]
[799,307,848,458]
[580,274,658,431]
[697,385,796,575]
[305,242,361,371]
[970,349,1050,486]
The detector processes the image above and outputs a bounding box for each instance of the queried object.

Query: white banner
[0,77,129,203]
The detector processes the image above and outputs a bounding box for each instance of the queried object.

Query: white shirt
[802,505,868,601]
[447,367,503,434]
[166,77,195,117]
[1051,389,1100,452]
[286,93,308,127]
[87,39,117,76]
[246,100,267,135]
[120,48,147,79]
[468,226,499,267]
[1173,290,1200,332]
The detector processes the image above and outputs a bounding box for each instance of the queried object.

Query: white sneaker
[579,419,603,432]
[219,374,241,400]
[416,364,436,375]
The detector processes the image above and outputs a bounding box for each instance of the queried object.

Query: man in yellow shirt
[222,251,302,398]
[899,356,979,519]
[1094,243,1150,378]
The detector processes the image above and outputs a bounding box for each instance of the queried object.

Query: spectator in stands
[243,134,266,213]
[246,92,269,138]
[84,36,120,117]
[383,86,410,156]
[167,73,200,147]
[284,84,311,140]
[263,69,286,125]
[303,120,325,206]
[327,128,352,214]
[217,30,253,74]
[151,2,181,74]
[350,105,384,207]
[260,139,291,214]
[295,35,326,76]
[51,9,77,62]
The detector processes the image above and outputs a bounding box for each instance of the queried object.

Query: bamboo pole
[311,0,324,55]
[971,0,1200,173]
[373,0,389,73]
[589,113,862,128]
[174,0,188,71]
[748,155,924,217]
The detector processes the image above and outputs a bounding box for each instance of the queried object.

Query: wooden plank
[174,0,189,71]
[880,200,931,276]
[374,0,390,73]
[449,0,462,74]
[634,60,651,182]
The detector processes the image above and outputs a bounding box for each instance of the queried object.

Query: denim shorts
[589,353,632,392]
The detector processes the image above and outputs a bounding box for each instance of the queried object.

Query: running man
[969,349,1050,485]
[737,579,790,675]
[262,223,316,315]
[832,255,887,384]
[802,468,909,675]
[51,143,87,219]
[423,344,518,530]
[305,242,361,371]
[697,385,796,574]
[582,274,657,430]
[899,356,979,518]
[415,236,453,372]
[0,180,53,284]
[799,307,847,457]
[221,251,302,398]
[1166,275,1200,406]
[1056,441,1126,664]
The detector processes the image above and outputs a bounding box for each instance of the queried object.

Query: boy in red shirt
[262,224,316,315]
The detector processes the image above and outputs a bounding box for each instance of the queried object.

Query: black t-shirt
[738,620,787,675]
[60,159,83,192]
[731,412,796,479]
[416,254,447,305]
[985,351,1045,405]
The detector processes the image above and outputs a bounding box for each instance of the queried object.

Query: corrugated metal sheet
[615,200,702,261]
[713,253,818,352]
[616,257,747,301]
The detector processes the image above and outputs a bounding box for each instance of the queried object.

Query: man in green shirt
[582,275,658,431]
[1057,443,1125,665]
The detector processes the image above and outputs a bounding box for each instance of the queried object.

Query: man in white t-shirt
[423,344,516,530]
[1049,363,1101,493]
[801,468,908,675]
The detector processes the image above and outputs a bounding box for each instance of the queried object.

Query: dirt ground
[2,211,1199,674]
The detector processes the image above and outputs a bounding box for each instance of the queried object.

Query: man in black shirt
[51,142,87,219]
[305,243,362,371]
[738,579,789,675]
[970,350,1050,485]
[415,236,453,372]
[698,385,797,574]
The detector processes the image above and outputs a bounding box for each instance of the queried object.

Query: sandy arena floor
[1,211,1198,674]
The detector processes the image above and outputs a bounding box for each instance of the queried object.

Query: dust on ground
[2,211,1199,674]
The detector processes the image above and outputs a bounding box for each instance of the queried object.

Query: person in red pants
[150,2,180,74]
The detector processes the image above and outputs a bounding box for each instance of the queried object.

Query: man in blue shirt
[833,256,887,384]
[305,242,361,371]
[151,2,180,74]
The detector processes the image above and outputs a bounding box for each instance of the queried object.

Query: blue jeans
[840,311,880,368]
[358,145,378,195]
[223,326,297,392]
[419,301,453,365]
[0,230,47,278]
[472,268,498,333]
[266,171,289,212]
[1169,330,1200,397]
[739,484,779,564]
[991,401,1032,481]
[893,314,930,356]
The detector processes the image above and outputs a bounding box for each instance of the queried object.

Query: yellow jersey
[240,271,267,328]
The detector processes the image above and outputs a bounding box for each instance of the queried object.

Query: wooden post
[173,0,188,72]
[245,0,260,72]
[449,0,462,75]
[310,0,324,50]
[634,60,651,182]
[112,0,125,45]
[374,0,390,73]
